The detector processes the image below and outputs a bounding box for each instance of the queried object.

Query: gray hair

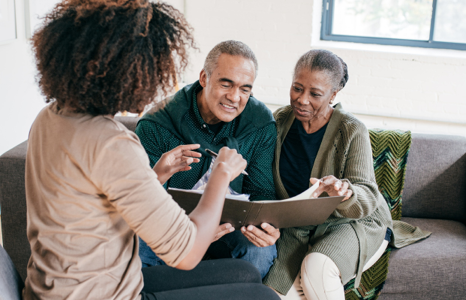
[203,40,258,79]
[294,49,349,91]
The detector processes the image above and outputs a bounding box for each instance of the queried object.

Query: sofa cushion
[402,134,466,221]
[380,217,466,299]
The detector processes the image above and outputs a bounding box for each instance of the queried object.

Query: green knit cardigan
[263,104,430,295]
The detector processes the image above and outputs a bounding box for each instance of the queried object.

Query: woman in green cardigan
[263,49,409,300]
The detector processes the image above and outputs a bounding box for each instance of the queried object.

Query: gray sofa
[1,116,465,299]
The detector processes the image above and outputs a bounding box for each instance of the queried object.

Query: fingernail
[241,227,246,232]
[261,223,268,229]
[225,223,231,228]
[247,225,254,231]
[229,227,235,232]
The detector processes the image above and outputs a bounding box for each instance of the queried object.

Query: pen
[205,148,249,176]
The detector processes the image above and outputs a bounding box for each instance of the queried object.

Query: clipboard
[167,183,344,229]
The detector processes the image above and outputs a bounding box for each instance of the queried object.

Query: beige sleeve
[89,131,197,267]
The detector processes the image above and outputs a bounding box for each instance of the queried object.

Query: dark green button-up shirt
[136,81,277,201]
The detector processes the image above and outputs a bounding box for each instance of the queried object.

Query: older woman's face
[290,68,337,123]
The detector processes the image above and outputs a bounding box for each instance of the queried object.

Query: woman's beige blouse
[23,104,197,300]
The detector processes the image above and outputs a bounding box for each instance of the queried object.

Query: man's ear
[199,70,208,87]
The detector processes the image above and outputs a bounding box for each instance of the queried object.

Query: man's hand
[153,144,202,185]
[213,223,235,242]
[310,176,353,201]
[241,223,280,247]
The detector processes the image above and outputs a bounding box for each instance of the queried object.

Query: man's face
[198,54,255,124]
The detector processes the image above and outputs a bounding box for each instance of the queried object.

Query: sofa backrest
[402,133,466,222]
[115,116,138,132]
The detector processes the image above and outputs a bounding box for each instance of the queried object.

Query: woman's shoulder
[333,103,368,135]
[98,116,141,142]
[69,115,141,154]
[273,105,293,124]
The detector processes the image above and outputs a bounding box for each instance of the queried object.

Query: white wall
[1,0,465,156]
[0,0,46,156]
[181,0,466,136]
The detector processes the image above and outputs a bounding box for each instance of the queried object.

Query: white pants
[278,239,389,300]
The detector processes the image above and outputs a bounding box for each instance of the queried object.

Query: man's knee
[256,245,277,277]
[230,234,276,259]
[139,237,166,267]
[235,243,277,278]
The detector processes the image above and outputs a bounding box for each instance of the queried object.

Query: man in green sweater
[136,40,280,278]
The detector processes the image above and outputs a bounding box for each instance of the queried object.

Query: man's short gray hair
[203,40,258,79]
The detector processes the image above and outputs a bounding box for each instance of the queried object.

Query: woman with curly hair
[24,1,279,299]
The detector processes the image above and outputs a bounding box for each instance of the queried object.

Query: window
[321,0,466,50]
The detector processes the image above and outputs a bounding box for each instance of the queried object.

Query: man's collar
[191,83,210,128]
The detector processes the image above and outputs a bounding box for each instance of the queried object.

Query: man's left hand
[153,144,202,185]
[241,223,280,247]
[213,223,235,242]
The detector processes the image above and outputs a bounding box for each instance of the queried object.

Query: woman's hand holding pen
[154,145,247,244]
[185,147,246,264]
[153,144,202,185]
[206,148,249,176]
[212,147,247,182]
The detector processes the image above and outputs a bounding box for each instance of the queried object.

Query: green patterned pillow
[369,129,411,221]
[343,129,411,300]
[344,247,392,299]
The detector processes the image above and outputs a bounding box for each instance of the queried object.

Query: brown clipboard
[167,188,345,229]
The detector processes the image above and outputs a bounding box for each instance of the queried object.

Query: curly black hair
[32,0,195,115]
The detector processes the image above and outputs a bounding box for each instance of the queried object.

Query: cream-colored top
[23,103,197,300]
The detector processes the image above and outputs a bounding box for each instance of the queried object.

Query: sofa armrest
[0,141,29,281]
